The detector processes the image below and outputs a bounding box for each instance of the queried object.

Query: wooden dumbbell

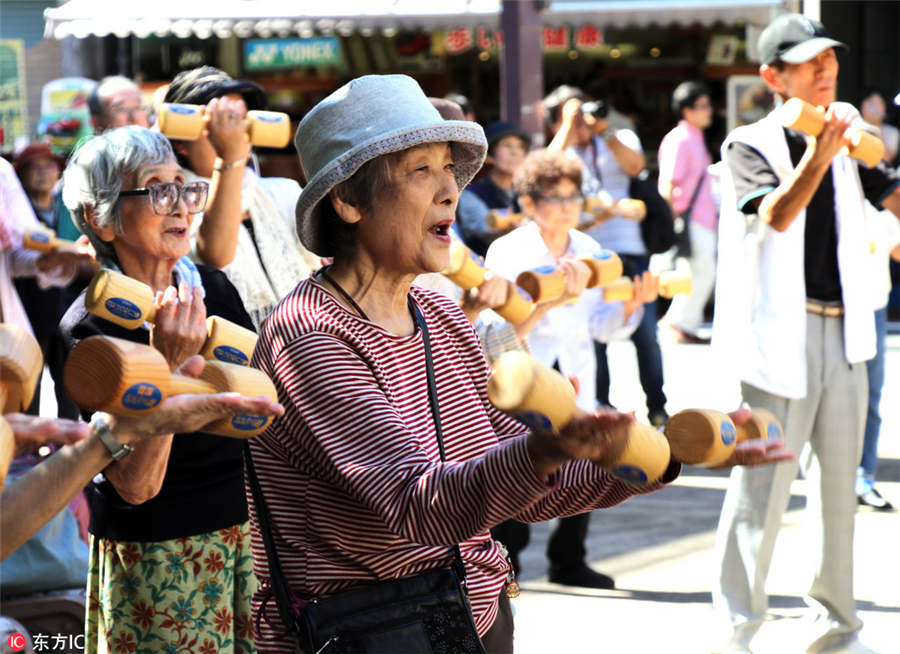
[486,210,524,231]
[442,241,534,324]
[63,336,277,438]
[664,407,782,467]
[487,351,672,485]
[23,227,84,255]
[85,269,257,365]
[583,197,646,223]
[157,103,291,149]
[0,323,42,489]
[0,323,44,415]
[602,271,692,302]
[781,98,885,168]
[516,251,624,303]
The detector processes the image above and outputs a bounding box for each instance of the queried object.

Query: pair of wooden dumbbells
[86,268,257,366]
[782,98,884,167]
[488,351,782,484]
[516,256,692,304]
[0,324,45,486]
[64,336,277,438]
[157,103,291,149]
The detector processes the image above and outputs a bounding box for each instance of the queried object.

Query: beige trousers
[712,312,867,651]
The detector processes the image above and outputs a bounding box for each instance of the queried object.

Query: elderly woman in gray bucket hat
[245,74,683,654]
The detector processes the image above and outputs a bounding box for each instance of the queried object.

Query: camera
[581,100,608,119]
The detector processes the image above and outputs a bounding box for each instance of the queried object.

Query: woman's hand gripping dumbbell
[663,407,794,468]
[157,100,292,149]
[488,351,673,484]
[442,240,534,324]
[63,336,281,438]
[85,268,257,365]
[515,250,624,304]
[488,351,793,480]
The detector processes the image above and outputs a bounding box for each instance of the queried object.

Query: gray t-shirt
[570,131,646,255]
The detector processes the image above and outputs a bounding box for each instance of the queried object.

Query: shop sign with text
[441,25,602,55]
[244,37,341,71]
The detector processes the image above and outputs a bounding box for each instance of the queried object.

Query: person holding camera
[545,85,668,427]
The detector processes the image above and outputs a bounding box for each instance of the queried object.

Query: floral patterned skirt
[85,522,257,654]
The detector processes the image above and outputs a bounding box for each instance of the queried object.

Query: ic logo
[8,632,26,651]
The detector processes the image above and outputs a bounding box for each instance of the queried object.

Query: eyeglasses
[537,193,584,206]
[119,181,209,216]
[107,103,149,120]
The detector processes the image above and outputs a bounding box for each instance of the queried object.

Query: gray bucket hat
[294,74,487,256]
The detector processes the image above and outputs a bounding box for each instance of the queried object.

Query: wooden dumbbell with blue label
[85,268,257,365]
[487,351,672,485]
[515,250,623,303]
[442,240,534,324]
[1,323,45,487]
[63,335,277,438]
[23,227,83,254]
[663,407,783,467]
[157,103,291,148]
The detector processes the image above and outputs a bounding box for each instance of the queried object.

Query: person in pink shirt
[658,81,718,343]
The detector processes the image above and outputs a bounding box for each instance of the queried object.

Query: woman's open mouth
[429,220,453,241]
[164,227,188,238]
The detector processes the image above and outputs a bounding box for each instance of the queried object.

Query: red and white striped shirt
[247,277,672,652]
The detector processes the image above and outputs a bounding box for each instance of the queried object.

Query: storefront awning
[44,0,789,40]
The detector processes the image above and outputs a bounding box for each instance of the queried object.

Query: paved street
[512,332,900,654]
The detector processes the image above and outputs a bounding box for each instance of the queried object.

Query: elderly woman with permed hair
[59,125,273,654]
[244,75,744,654]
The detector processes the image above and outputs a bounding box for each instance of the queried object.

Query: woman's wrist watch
[90,412,133,461]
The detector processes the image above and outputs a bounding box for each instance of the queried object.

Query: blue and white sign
[244,38,341,71]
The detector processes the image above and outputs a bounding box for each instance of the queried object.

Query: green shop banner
[244,37,341,71]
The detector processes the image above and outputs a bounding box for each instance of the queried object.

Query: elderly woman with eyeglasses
[244,75,695,654]
[59,126,262,654]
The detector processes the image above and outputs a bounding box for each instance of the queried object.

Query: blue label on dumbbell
[212,345,249,366]
[767,422,782,441]
[591,250,612,261]
[611,464,648,485]
[170,105,197,115]
[232,414,268,431]
[720,421,736,446]
[256,114,282,122]
[515,410,553,431]
[121,383,162,410]
[531,265,556,274]
[105,297,143,321]
[31,232,51,244]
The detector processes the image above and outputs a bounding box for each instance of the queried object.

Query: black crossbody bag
[244,299,486,654]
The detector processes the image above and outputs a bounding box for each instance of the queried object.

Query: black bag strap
[410,300,470,587]
[244,441,305,643]
[681,170,707,220]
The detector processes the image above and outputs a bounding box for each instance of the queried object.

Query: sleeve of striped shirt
[511,458,679,523]
[270,332,556,547]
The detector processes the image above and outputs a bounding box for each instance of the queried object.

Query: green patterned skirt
[85,522,257,654]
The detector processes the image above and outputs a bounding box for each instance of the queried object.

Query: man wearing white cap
[711,13,900,654]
